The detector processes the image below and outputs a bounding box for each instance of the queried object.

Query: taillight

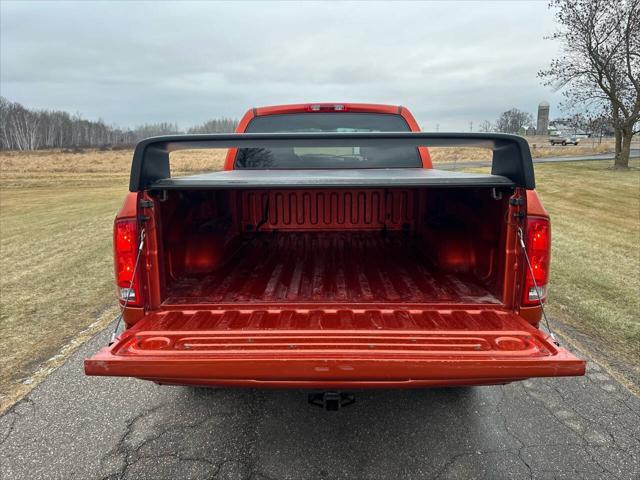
[114,218,142,306]
[522,216,551,305]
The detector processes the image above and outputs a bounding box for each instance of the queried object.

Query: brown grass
[0,149,227,189]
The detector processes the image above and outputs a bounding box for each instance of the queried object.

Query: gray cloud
[0,1,562,130]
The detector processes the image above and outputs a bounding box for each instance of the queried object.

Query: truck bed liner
[132,308,522,332]
[164,232,499,305]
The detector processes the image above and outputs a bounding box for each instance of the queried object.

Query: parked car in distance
[549,135,579,146]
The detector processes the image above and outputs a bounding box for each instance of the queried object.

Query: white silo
[536,101,550,136]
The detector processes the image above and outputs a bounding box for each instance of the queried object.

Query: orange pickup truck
[85,103,585,408]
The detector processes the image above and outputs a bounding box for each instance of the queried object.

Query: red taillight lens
[522,216,551,305]
[115,220,135,252]
[114,218,141,306]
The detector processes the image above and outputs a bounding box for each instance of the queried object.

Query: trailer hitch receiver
[308,391,355,411]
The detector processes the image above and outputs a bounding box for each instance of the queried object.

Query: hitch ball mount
[308,391,356,411]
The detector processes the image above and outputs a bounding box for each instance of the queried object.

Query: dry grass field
[0,148,227,183]
[0,145,638,412]
[534,160,639,372]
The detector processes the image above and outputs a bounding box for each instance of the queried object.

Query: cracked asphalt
[1,327,638,480]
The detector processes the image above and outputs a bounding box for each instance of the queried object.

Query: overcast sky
[1,1,563,131]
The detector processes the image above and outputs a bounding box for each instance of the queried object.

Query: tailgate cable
[517,227,559,346]
[109,228,146,346]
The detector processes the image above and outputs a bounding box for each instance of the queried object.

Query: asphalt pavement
[1,325,638,480]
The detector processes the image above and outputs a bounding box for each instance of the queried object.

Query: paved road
[1,326,638,480]
[437,148,640,169]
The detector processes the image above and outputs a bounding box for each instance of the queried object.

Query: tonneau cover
[149,168,515,190]
[130,132,535,191]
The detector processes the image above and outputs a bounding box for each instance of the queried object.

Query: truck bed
[86,132,587,388]
[163,232,500,305]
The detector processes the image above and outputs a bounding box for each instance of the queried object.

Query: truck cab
[224,103,432,169]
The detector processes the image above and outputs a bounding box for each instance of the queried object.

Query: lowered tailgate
[85,308,585,387]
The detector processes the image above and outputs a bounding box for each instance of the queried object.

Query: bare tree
[562,112,590,133]
[0,98,42,150]
[539,0,640,168]
[0,97,131,150]
[478,120,494,133]
[0,96,243,151]
[133,122,181,139]
[188,118,238,134]
[494,108,533,134]
[587,111,613,143]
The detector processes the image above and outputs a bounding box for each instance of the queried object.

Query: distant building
[536,101,550,135]
[518,125,537,136]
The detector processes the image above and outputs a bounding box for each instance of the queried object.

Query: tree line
[0,96,238,151]
[478,108,613,139]
[478,109,535,135]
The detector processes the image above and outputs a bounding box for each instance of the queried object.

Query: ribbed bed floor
[164,232,500,305]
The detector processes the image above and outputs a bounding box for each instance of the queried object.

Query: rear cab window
[235,113,419,169]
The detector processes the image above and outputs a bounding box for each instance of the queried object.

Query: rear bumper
[85,326,585,387]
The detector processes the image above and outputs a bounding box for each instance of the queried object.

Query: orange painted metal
[526,189,549,217]
[84,308,585,385]
[519,305,544,327]
[116,191,139,217]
